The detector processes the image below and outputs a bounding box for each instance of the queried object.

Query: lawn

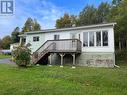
[0,54,11,59]
[0,61,127,95]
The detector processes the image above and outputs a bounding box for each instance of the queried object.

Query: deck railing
[35,39,82,53]
[32,39,82,64]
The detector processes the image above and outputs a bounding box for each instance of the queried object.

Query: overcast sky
[0,0,112,38]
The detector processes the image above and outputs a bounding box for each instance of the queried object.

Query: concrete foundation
[49,52,115,67]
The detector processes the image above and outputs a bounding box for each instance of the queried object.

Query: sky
[0,0,112,38]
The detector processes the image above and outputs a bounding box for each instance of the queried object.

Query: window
[102,31,108,46]
[54,35,59,40]
[89,32,94,46]
[71,33,76,39]
[83,32,88,47]
[83,31,108,47]
[22,38,26,43]
[33,36,39,42]
[96,32,101,46]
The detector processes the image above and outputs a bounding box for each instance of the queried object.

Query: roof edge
[24,22,117,34]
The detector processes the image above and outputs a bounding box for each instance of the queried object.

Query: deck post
[59,53,65,67]
[49,53,53,66]
[72,53,76,68]
[19,37,22,46]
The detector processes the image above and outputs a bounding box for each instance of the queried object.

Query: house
[10,43,20,52]
[19,23,116,67]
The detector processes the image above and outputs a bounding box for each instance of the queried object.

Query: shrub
[13,46,31,67]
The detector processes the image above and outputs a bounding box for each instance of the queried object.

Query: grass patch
[0,62,127,95]
[0,54,11,59]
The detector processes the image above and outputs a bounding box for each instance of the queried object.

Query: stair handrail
[33,42,56,63]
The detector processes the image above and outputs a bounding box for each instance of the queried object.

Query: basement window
[33,36,39,42]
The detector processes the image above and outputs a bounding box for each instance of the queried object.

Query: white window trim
[83,30,109,48]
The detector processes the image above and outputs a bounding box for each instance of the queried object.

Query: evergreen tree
[97,2,110,23]
[22,18,41,32]
[34,19,41,31]
[78,5,98,26]
[11,27,20,43]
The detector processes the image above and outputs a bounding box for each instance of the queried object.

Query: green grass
[0,61,127,95]
[0,54,11,59]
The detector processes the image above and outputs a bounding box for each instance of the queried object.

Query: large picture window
[89,32,94,46]
[96,32,101,46]
[83,32,88,47]
[103,31,108,46]
[83,30,108,47]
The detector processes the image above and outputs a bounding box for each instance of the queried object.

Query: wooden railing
[32,39,82,64]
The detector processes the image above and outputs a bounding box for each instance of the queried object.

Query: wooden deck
[32,39,82,64]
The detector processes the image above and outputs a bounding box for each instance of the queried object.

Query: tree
[56,13,73,28]
[97,2,110,23]
[2,36,12,49]
[0,39,3,49]
[112,0,122,6]
[22,18,41,32]
[108,0,127,50]
[22,18,34,32]
[33,19,41,31]
[78,5,98,26]
[11,27,20,43]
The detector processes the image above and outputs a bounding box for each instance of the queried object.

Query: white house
[19,23,116,67]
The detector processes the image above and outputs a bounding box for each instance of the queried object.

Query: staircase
[32,41,56,64]
[32,39,82,64]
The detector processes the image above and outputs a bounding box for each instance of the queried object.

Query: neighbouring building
[18,23,116,67]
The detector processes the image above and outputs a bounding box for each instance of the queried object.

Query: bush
[13,46,31,67]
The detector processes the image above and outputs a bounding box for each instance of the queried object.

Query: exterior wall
[25,26,114,53]
[26,33,45,52]
[50,52,115,67]
[76,52,115,67]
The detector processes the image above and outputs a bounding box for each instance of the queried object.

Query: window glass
[96,32,101,46]
[33,36,39,42]
[54,35,59,40]
[83,32,88,47]
[103,31,108,46]
[71,33,76,39]
[89,32,94,46]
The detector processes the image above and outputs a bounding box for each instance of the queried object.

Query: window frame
[33,36,39,42]
[54,34,60,40]
[83,30,109,47]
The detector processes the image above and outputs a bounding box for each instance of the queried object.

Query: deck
[32,39,82,66]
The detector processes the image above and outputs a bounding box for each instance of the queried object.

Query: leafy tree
[97,2,110,23]
[11,27,20,43]
[78,5,98,26]
[22,18,41,32]
[2,36,12,49]
[112,0,122,6]
[108,0,127,50]
[0,39,3,49]
[56,13,73,28]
